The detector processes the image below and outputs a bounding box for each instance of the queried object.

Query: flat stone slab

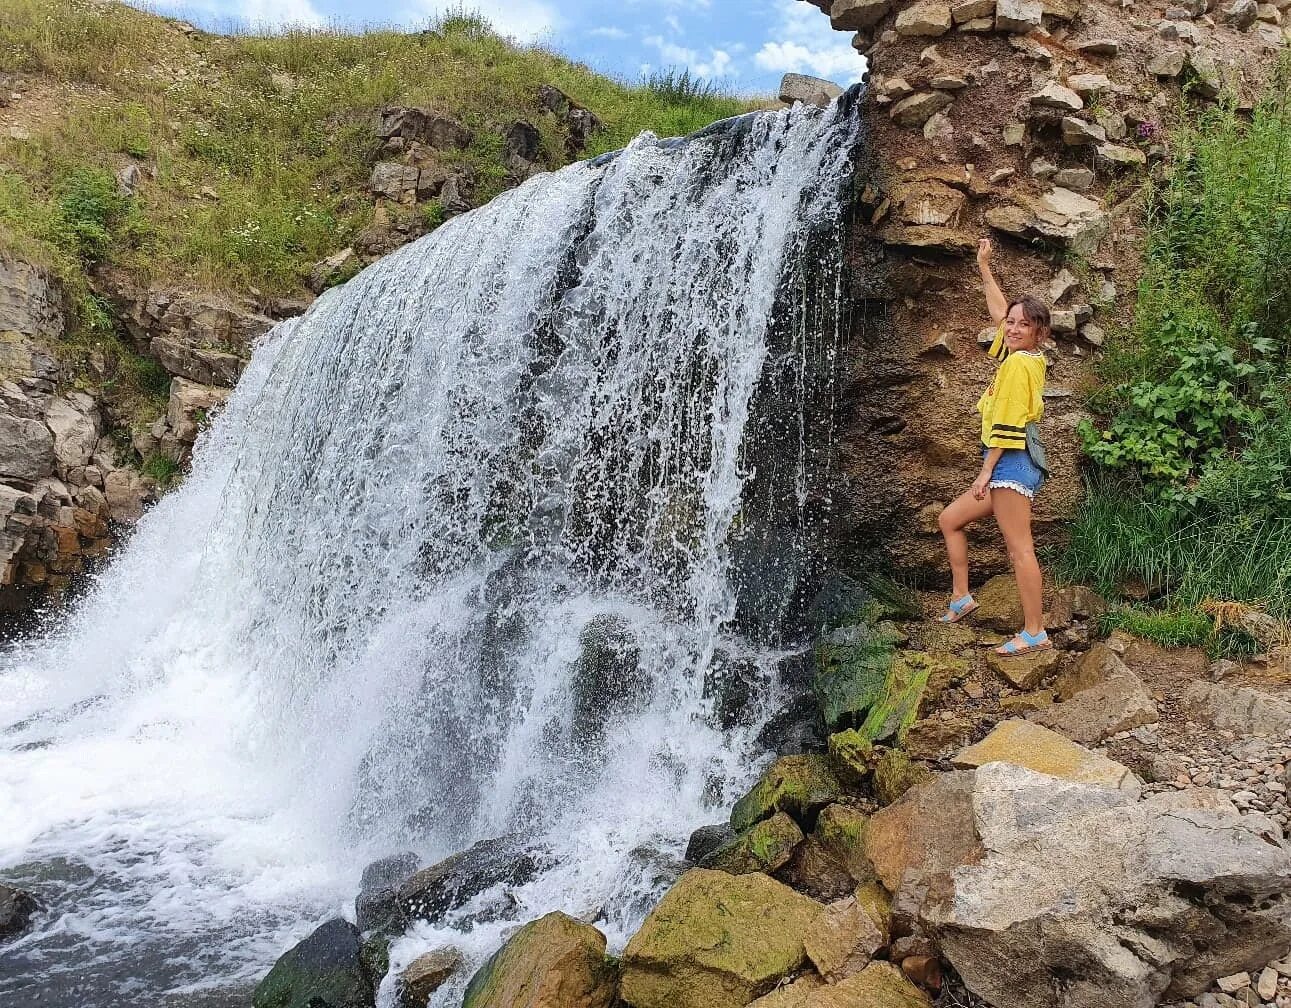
[953,719,1142,793]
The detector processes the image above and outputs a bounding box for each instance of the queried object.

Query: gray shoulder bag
[1025,421,1050,477]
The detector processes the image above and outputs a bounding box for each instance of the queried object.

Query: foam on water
[0,96,859,1006]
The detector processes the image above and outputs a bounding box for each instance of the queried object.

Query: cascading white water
[0,95,858,1007]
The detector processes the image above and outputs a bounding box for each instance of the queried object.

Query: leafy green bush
[54,167,134,261]
[1080,66,1291,503]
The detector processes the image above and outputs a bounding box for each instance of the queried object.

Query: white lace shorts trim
[988,479,1036,500]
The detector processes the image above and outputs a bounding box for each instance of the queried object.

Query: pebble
[1259,968,1278,1001]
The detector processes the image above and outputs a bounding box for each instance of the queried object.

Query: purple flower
[1136,121,1159,140]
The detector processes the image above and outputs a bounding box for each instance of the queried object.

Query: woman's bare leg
[992,487,1044,636]
[938,489,995,599]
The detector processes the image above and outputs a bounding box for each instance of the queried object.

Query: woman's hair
[1008,294,1051,334]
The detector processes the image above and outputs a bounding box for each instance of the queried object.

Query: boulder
[889,92,954,128]
[1148,50,1187,77]
[731,754,842,832]
[503,121,544,176]
[952,719,1142,792]
[895,2,954,35]
[873,749,931,807]
[875,224,976,255]
[397,835,554,926]
[463,912,616,1008]
[375,107,471,150]
[701,812,804,875]
[685,823,736,864]
[1029,82,1084,113]
[804,894,888,980]
[985,647,1060,690]
[1184,682,1291,736]
[806,960,931,1007]
[813,804,877,885]
[620,869,822,1008]
[970,575,1024,631]
[398,947,463,1008]
[355,851,420,933]
[1060,116,1107,146]
[831,0,892,30]
[1053,643,1121,699]
[779,74,846,107]
[747,974,825,1007]
[1025,664,1158,742]
[827,729,877,786]
[1187,48,1223,96]
[996,0,1044,32]
[1076,37,1120,56]
[951,0,996,21]
[252,918,373,1008]
[865,771,983,891]
[166,378,231,444]
[571,614,646,748]
[877,763,1291,1008]
[1094,144,1148,171]
[0,883,39,940]
[1224,0,1260,27]
[0,255,65,339]
[104,467,150,523]
[44,393,101,471]
[0,413,55,482]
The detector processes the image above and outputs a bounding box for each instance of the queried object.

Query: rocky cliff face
[820,0,1287,575]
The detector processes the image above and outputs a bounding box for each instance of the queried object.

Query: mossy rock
[252,918,373,1008]
[731,754,843,833]
[873,750,931,807]
[813,804,876,885]
[701,811,804,875]
[853,881,893,944]
[827,729,877,788]
[620,869,822,1008]
[809,961,931,1007]
[813,633,894,730]
[462,911,617,1008]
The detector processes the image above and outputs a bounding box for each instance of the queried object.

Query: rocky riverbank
[247,576,1291,1008]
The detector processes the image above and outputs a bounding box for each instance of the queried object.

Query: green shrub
[1080,65,1291,503]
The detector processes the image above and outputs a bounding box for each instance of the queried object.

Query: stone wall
[812,0,1286,576]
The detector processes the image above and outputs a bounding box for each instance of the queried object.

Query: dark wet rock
[355,851,420,933]
[396,836,554,927]
[570,614,648,749]
[756,691,828,756]
[252,917,373,1008]
[685,823,736,864]
[0,883,39,941]
[503,121,544,176]
[704,652,772,730]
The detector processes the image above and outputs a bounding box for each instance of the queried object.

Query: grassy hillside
[1062,63,1291,645]
[0,0,750,387]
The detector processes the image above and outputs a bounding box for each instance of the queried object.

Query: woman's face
[1005,303,1045,352]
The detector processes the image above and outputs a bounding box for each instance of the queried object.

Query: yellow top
[977,324,1046,449]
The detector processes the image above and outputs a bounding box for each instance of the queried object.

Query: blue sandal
[939,594,979,623]
[994,629,1053,656]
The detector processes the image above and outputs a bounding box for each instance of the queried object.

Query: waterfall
[0,94,860,1006]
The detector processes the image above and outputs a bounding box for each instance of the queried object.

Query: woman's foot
[994,629,1052,656]
[939,594,979,623]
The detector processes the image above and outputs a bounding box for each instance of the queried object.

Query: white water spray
[0,97,858,1006]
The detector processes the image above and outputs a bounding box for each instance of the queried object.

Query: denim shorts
[982,446,1045,499]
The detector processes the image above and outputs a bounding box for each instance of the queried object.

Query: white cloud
[404,0,560,42]
[754,0,865,84]
[643,34,736,80]
[587,25,629,39]
[238,0,325,24]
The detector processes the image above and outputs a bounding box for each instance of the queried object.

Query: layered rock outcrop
[813,0,1287,575]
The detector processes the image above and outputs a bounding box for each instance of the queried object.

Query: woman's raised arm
[978,238,1008,325]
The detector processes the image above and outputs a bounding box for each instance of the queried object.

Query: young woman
[937,238,1051,656]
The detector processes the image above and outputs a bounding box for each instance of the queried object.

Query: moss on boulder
[873,750,931,807]
[701,811,804,875]
[620,869,822,1008]
[252,918,373,1008]
[813,804,877,885]
[462,911,617,1008]
[806,961,931,1007]
[826,729,876,787]
[731,755,842,833]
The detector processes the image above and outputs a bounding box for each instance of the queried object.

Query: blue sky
[132,0,866,95]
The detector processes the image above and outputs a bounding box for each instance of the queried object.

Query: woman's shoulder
[997,350,1046,383]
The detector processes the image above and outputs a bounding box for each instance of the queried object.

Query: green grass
[1066,62,1291,624]
[0,0,753,435]
[1096,604,1258,658]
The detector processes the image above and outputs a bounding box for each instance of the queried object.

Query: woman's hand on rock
[977,238,992,266]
